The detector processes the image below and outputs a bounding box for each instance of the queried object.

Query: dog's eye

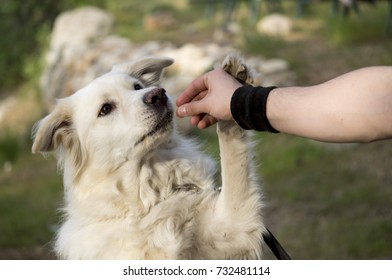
[98,103,114,117]
[134,83,143,90]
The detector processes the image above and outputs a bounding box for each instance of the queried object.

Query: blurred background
[0,0,391,259]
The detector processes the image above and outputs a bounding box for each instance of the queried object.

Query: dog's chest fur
[55,139,217,259]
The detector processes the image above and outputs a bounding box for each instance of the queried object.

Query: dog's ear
[112,57,174,87]
[32,100,87,178]
[32,101,73,154]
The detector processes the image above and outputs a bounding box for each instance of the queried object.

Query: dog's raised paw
[221,54,253,85]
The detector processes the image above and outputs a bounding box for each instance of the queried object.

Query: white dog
[32,55,266,259]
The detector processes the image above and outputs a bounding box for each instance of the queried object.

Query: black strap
[263,227,291,260]
[230,85,279,133]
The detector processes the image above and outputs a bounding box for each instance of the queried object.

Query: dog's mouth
[148,110,173,136]
[135,110,173,146]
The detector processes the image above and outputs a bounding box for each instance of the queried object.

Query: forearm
[267,66,392,143]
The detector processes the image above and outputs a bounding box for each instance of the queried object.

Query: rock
[0,96,17,124]
[156,43,234,76]
[50,6,114,50]
[41,34,135,109]
[258,58,289,74]
[246,56,294,85]
[41,7,123,109]
[256,13,293,36]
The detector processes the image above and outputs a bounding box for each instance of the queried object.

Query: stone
[256,13,293,36]
[41,7,122,108]
[50,6,114,49]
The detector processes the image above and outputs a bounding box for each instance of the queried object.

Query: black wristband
[230,85,279,133]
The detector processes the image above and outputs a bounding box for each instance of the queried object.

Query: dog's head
[32,57,174,177]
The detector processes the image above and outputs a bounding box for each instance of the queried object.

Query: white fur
[32,56,266,259]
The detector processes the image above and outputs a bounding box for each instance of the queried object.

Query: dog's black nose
[143,88,167,106]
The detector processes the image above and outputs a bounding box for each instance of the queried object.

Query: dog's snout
[143,88,167,106]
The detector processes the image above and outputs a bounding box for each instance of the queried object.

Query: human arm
[268,66,392,142]
[176,66,392,143]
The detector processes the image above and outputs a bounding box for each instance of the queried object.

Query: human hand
[176,68,242,129]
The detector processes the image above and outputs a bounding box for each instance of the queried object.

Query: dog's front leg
[209,121,264,259]
[216,121,259,214]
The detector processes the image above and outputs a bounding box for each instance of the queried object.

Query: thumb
[176,99,208,118]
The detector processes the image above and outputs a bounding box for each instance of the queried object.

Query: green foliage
[0,135,20,166]
[0,0,106,91]
[0,153,62,248]
[324,3,389,45]
[0,0,59,89]
[0,129,63,248]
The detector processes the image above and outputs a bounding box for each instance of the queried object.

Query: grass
[256,134,392,259]
[0,148,62,248]
[1,0,392,259]
[324,4,390,45]
[0,135,21,167]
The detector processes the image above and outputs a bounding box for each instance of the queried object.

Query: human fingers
[189,114,217,129]
[176,85,207,120]
[190,115,202,126]
[176,74,208,107]
[176,92,209,118]
[197,115,217,129]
